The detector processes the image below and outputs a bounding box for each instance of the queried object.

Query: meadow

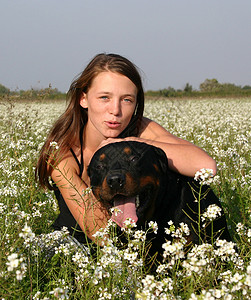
[0,97,250,299]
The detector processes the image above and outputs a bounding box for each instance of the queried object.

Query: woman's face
[80,71,137,140]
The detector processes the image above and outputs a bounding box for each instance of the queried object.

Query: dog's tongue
[111,197,138,227]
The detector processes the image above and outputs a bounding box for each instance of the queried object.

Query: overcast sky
[1,0,251,92]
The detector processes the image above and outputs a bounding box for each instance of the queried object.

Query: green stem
[211,221,214,245]
[198,184,202,244]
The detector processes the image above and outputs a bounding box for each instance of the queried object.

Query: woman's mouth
[105,121,121,129]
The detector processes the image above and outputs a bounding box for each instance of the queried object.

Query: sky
[1,0,251,93]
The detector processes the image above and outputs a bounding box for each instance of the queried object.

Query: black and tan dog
[88,141,231,258]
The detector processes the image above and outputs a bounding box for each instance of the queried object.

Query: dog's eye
[129,155,139,162]
[96,163,105,170]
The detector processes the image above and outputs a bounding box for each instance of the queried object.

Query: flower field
[0,97,250,299]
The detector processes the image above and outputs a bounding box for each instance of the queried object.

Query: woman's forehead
[89,71,137,94]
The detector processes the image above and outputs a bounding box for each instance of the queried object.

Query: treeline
[1,79,251,100]
[0,84,65,100]
[145,79,251,98]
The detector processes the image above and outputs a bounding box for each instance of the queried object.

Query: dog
[87,141,231,259]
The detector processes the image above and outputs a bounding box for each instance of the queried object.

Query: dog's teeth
[136,195,140,208]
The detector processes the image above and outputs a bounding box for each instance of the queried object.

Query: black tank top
[52,128,90,244]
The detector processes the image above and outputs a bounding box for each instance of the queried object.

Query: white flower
[0,202,7,213]
[165,220,175,235]
[110,207,122,217]
[121,218,137,231]
[123,250,138,262]
[189,293,198,300]
[6,253,27,280]
[236,223,251,243]
[214,239,237,261]
[148,221,158,234]
[16,267,25,280]
[247,228,251,241]
[194,168,214,185]
[33,291,41,299]
[19,223,35,241]
[178,222,190,236]
[201,204,222,222]
[6,253,19,271]
[133,230,146,242]
[236,222,245,233]
[162,241,185,261]
[82,186,92,196]
[49,287,69,299]
[49,141,59,149]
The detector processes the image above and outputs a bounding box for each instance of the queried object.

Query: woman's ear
[80,93,88,108]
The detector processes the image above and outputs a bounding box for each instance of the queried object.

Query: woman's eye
[123,98,133,103]
[100,96,108,100]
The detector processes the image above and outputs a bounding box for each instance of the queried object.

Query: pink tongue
[111,197,138,227]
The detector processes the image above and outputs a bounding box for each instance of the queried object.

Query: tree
[159,86,177,97]
[0,83,10,95]
[184,83,192,93]
[220,83,240,92]
[242,85,251,90]
[199,79,220,92]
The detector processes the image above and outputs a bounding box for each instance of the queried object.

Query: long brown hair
[36,53,145,189]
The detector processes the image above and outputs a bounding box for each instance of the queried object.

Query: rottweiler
[87,141,231,258]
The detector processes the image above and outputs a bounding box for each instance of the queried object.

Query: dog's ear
[153,146,168,174]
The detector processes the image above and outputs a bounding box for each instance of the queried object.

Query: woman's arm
[138,118,217,177]
[50,154,110,242]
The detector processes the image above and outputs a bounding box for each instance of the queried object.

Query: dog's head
[87,141,168,226]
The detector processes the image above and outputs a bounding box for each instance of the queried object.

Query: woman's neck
[83,123,105,153]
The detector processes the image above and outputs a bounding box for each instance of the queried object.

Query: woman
[36,53,216,244]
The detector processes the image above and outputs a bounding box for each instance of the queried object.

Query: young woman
[36,53,216,244]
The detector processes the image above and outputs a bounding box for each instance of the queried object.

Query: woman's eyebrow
[97,91,136,98]
[123,94,136,97]
[97,91,111,95]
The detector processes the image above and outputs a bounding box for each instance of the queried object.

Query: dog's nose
[107,173,125,190]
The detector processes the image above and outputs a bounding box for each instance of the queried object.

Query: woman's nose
[109,99,121,115]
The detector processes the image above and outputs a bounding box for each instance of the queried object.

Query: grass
[0,96,250,299]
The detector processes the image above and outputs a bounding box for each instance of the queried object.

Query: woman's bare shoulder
[139,117,171,138]
[49,149,80,180]
[139,117,191,145]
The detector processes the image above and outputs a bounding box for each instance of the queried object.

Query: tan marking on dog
[92,186,101,201]
[100,176,111,201]
[140,176,156,188]
[153,164,159,172]
[99,153,106,161]
[123,147,132,155]
[125,173,138,193]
